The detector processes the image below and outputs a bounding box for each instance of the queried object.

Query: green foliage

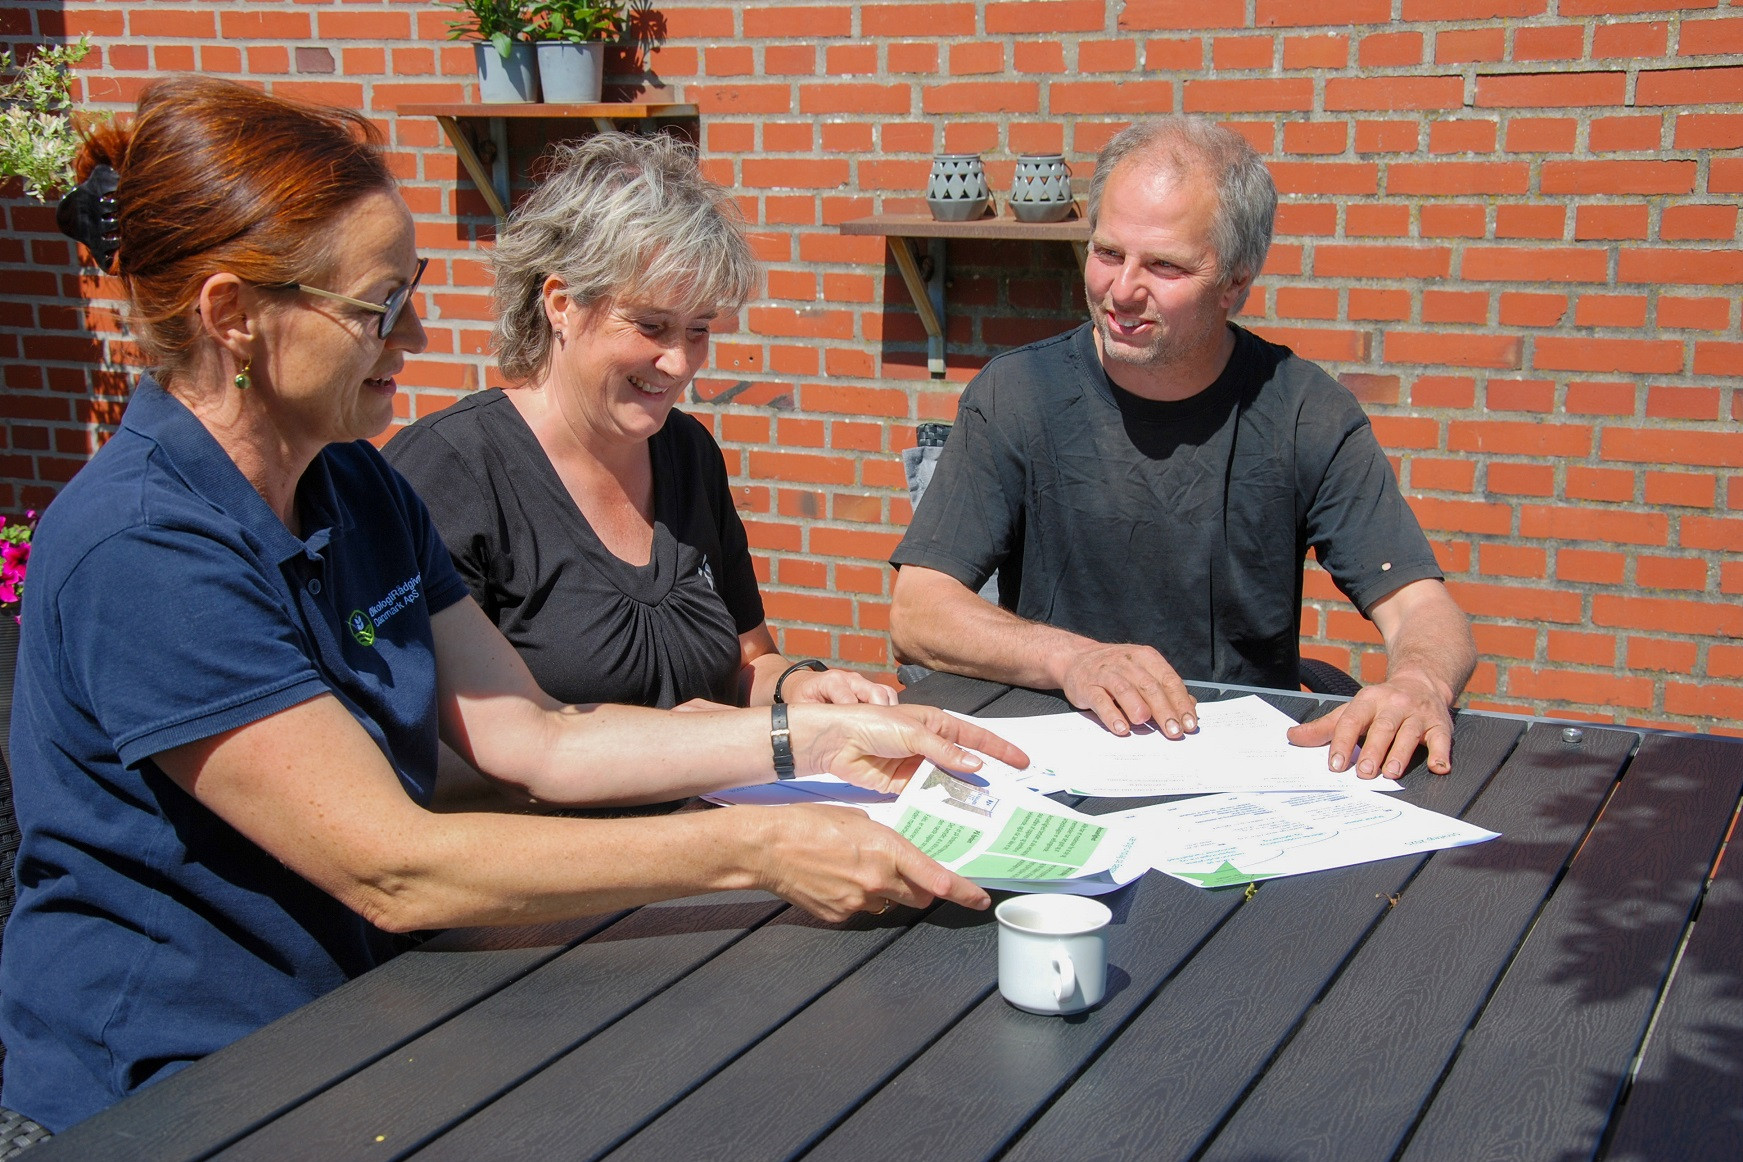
[527,0,626,43]
[442,0,530,60]
[0,37,95,203]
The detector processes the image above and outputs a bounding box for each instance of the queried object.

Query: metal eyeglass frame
[266,257,428,339]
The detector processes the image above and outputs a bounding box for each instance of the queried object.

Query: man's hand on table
[1286,670,1456,779]
[1056,642,1198,739]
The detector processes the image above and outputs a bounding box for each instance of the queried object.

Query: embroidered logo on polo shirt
[348,573,424,648]
[347,610,376,646]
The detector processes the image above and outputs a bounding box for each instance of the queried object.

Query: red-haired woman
[0,77,1018,1133]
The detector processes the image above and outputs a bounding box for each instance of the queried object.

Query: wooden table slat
[1606,767,1743,1162]
[901,671,1014,716]
[29,915,624,1162]
[975,685,1081,718]
[588,904,1002,1161]
[1003,711,1525,1162]
[1400,731,1743,1162]
[212,894,787,1161]
[802,875,1241,1162]
[402,901,928,1162]
[1201,722,1638,1162]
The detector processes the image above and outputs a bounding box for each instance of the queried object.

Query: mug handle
[1051,950,1077,1004]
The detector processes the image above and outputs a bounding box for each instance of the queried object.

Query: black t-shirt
[891,323,1442,689]
[384,390,765,708]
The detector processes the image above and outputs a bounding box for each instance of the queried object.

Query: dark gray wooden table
[33,675,1743,1161]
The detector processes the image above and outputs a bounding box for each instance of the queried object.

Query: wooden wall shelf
[840,210,1089,377]
[401,102,699,220]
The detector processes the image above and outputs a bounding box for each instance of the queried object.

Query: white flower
[0,36,96,203]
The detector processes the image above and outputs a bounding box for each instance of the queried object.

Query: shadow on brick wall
[875,237,1083,381]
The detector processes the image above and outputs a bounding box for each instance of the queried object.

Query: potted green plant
[0,37,94,202]
[528,0,624,103]
[444,0,539,103]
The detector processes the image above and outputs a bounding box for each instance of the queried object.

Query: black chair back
[0,616,18,963]
[0,617,49,1153]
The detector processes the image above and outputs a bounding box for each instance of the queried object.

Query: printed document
[876,763,1150,894]
[706,763,1147,894]
[1110,790,1498,888]
[951,695,1398,796]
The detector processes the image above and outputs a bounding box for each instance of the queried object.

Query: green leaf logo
[347,609,376,647]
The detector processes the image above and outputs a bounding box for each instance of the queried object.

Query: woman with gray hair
[387,133,889,713]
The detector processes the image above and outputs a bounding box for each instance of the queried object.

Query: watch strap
[771,702,797,780]
[773,658,829,705]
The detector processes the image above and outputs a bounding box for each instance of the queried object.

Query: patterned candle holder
[926,154,990,222]
[1009,154,1073,222]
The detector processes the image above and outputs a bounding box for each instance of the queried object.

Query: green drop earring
[233,358,252,391]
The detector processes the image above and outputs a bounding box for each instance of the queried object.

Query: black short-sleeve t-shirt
[891,323,1442,689]
[384,390,764,708]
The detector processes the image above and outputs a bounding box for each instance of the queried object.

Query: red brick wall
[2,1,1740,732]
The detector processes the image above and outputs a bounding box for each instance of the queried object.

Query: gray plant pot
[474,42,539,104]
[535,41,605,103]
[1010,154,1074,223]
[926,154,989,223]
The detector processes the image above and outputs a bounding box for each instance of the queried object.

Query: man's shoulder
[977,323,1086,378]
[1227,325,1368,424]
[962,323,1095,412]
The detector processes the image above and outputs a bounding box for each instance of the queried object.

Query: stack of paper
[705,693,1499,893]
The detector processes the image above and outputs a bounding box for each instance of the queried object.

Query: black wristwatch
[770,702,797,780]
[773,658,829,704]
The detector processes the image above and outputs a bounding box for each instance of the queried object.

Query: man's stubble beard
[1087,288,1184,370]
[1086,284,1230,374]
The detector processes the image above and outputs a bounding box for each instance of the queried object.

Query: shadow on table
[1422,730,1742,1154]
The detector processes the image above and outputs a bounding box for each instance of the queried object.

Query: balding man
[890,117,1476,780]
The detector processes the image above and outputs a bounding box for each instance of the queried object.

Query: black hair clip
[55,163,121,273]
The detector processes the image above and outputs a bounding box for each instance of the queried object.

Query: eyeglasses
[266,257,428,339]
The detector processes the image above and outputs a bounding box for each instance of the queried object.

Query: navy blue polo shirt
[0,377,468,1131]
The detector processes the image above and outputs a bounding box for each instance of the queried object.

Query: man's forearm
[890,564,1097,690]
[1372,580,1477,706]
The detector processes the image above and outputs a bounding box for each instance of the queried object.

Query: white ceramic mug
[995,894,1111,1015]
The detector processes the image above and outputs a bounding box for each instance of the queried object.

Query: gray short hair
[1086,117,1277,296]
[493,132,759,383]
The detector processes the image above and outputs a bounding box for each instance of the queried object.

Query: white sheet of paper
[1109,790,1498,888]
[953,695,1394,796]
